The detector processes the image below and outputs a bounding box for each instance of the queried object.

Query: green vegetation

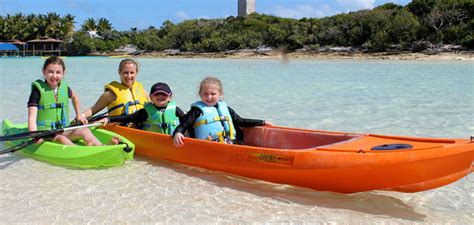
[1,0,473,54]
[0,12,74,41]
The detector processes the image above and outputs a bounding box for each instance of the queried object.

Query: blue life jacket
[191,101,236,143]
[142,101,179,134]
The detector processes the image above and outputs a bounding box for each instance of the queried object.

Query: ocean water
[0,57,472,223]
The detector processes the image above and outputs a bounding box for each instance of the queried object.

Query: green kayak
[1,119,134,168]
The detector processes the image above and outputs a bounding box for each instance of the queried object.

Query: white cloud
[336,0,376,12]
[268,4,336,19]
[175,10,189,21]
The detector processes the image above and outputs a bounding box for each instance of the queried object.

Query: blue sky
[1,0,412,31]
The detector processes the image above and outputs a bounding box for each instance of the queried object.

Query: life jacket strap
[206,131,225,142]
[207,131,234,143]
[195,115,235,141]
[108,100,141,115]
[194,115,229,128]
[37,102,64,110]
[37,120,67,130]
[108,103,124,113]
[143,123,169,129]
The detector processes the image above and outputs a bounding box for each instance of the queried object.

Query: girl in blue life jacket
[173,77,272,147]
[96,82,185,135]
[28,56,119,146]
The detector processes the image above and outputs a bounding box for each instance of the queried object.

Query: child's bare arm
[28,106,38,132]
[82,90,115,118]
[28,106,44,143]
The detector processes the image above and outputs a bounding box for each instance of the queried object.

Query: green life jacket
[32,79,69,130]
[142,101,179,134]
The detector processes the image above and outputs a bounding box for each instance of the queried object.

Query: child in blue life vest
[173,76,272,147]
[97,82,185,135]
[28,56,119,146]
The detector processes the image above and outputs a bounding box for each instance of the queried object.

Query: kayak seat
[242,126,360,150]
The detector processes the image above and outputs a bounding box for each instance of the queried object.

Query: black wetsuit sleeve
[173,107,201,137]
[27,87,40,107]
[228,107,265,127]
[175,106,186,123]
[108,108,148,124]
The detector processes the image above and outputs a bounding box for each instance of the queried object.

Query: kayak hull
[1,119,135,168]
[105,124,474,193]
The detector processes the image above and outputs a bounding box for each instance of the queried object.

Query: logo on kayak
[247,153,294,166]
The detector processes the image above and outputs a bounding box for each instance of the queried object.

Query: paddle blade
[0,139,38,155]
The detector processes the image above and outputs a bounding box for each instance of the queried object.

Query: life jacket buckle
[53,121,64,129]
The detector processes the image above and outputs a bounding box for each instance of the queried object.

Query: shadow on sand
[140,156,426,221]
[0,152,23,170]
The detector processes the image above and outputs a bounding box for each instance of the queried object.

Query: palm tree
[81,18,97,32]
[26,14,44,39]
[1,14,15,40]
[12,13,30,40]
[35,14,48,38]
[60,14,75,40]
[97,17,113,35]
[0,16,5,40]
[23,14,39,40]
[45,12,62,38]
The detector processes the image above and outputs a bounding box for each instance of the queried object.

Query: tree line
[1,0,473,55]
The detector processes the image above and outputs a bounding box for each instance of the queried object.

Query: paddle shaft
[88,112,108,123]
[0,123,102,142]
[61,123,102,132]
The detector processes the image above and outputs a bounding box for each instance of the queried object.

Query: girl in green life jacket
[27,56,119,146]
[96,82,185,134]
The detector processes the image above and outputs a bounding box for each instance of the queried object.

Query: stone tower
[238,0,256,17]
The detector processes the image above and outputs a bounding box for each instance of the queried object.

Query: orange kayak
[105,124,474,193]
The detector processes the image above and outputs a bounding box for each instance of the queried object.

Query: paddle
[0,139,38,154]
[88,112,108,123]
[0,135,54,155]
[0,123,102,142]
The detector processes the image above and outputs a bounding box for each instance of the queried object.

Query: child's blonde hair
[199,76,224,96]
[118,58,139,73]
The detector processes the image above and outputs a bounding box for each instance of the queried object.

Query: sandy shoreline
[103,51,474,61]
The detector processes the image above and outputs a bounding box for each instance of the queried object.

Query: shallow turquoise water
[0,57,472,223]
